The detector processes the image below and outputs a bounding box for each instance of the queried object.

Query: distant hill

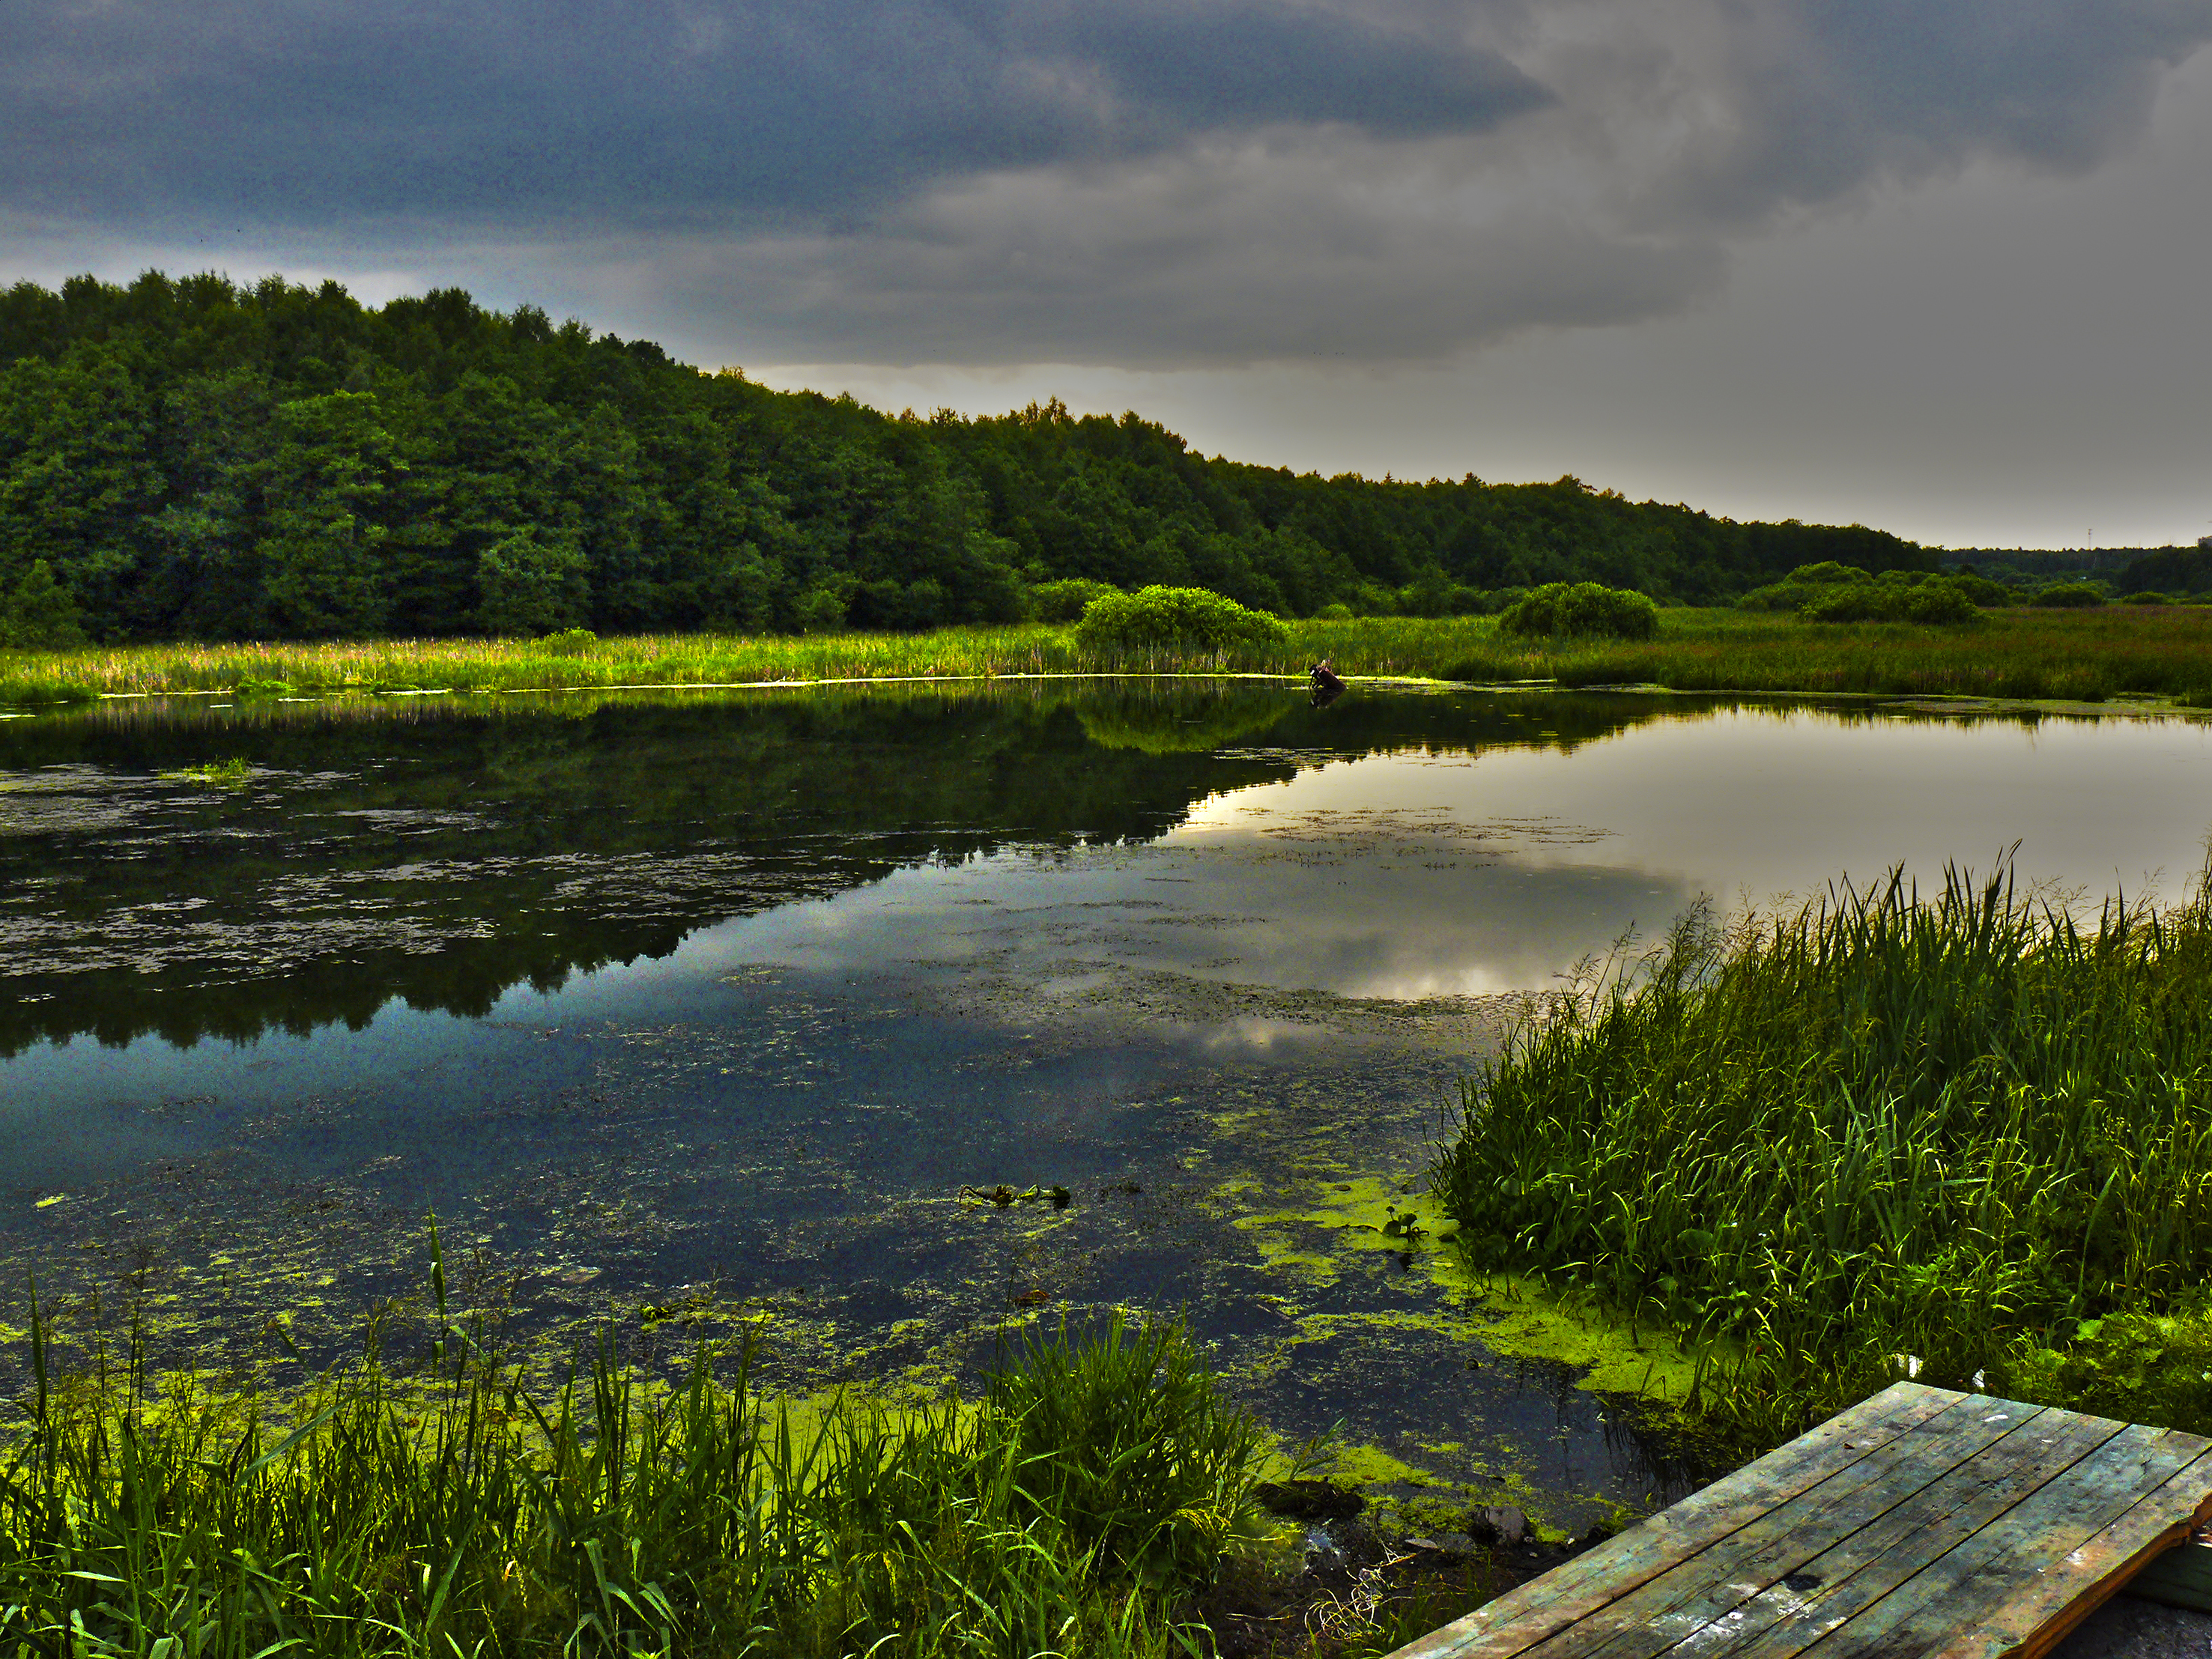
[0,272,1938,643]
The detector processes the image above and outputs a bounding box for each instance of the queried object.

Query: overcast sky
[5,0,2209,548]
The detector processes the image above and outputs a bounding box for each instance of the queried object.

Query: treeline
[0,272,1938,643]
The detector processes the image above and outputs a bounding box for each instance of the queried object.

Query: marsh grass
[1432,858,2212,1456]
[7,607,2212,707]
[156,757,253,787]
[0,1237,1274,1659]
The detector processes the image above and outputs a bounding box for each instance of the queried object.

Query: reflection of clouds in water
[699,841,1697,1002]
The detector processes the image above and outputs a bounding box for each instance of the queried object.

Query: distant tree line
[1,272,1942,645]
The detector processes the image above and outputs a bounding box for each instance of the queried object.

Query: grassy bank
[7,606,2212,708]
[0,1270,1278,1659]
[1432,859,2212,1458]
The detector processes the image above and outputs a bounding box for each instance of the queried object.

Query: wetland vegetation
[0,1251,1317,1659]
[10,601,2212,709]
[1437,858,2212,1458]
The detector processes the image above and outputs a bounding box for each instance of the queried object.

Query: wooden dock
[1391,1382,2212,1659]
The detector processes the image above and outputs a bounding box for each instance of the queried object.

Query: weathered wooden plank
[1386,1384,1962,1659]
[1921,1448,2212,1659]
[1533,1398,2056,1659]
[1793,1422,2212,1658]
[1664,1404,2124,1659]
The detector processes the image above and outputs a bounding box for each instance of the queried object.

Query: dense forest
[0,272,1942,643]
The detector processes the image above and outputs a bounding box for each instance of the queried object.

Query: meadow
[1432,857,2212,1459]
[6,605,2212,708]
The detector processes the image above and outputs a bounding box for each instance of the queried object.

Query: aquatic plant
[157,756,253,787]
[0,1255,1271,1659]
[0,674,95,707]
[1432,858,2212,1454]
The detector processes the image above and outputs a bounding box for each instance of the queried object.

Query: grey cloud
[1637,0,2212,225]
[0,0,1543,231]
[4,0,2211,369]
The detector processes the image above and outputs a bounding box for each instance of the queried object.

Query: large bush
[1031,577,1121,623]
[1799,576,1981,625]
[1074,586,1288,652]
[2033,583,2107,609]
[1496,581,1660,641]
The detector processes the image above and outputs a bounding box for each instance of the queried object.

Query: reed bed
[1431,859,2212,1455]
[0,1255,1273,1659]
[5,607,2212,708]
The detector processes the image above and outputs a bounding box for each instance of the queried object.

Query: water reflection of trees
[0,683,1681,1053]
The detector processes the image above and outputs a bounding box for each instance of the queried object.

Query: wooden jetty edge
[1387,1381,2212,1659]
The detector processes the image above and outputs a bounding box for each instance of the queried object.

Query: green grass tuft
[0,1253,1272,1659]
[1433,858,2212,1456]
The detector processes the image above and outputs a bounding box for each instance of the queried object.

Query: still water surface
[4,682,2208,1528]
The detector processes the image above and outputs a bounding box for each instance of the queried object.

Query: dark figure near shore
[1309,659,1345,707]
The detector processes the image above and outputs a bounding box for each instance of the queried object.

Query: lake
[4,679,2208,1532]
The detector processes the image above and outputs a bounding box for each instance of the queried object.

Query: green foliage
[0,674,95,706]
[2032,583,2107,608]
[1073,585,1289,652]
[2002,1308,2212,1437]
[1799,577,1981,625]
[2122,592,2172,605]
[159,757,253,787]
[232,676,295,698]
[535,627,599,655]
[1433,859,2212,1455]
[0,1264,1265,1659]
[1029,577,1121,623]
[0,560,87,649]
[0,274,1944,648]
[1314,602,1355,620]
[1495,581,1659,640]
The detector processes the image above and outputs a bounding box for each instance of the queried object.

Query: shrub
[2122,591,2171,606]
[2032,583,2106,608]
[1313,602,1354,620]
[1496,581,1659,641]
[1799,577,1981,625]
[1074,586,1288,652]
[1785,562,1875,586]
[1030,577,1121,623]
[535,627,599,655]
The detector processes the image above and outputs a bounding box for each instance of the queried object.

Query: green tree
[252,393,407,637]
[0,559,88,649]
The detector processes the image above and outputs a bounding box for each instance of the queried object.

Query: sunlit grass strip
[1431,860,2212,1456]
[6,608,2212,705]
[0,1258,1272,1659]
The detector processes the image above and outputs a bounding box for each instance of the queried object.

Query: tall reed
[8,607,2212,706]
[0,1243,1268,1659]
[1431,859,2212,1451]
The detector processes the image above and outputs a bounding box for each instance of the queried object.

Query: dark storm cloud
[4,0,2211,366]
[0,0,1545,231]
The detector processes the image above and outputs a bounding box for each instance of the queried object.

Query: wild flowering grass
[0,1248,1275,1659]
[6,607,2212,708]
[1431,858,2212,1456]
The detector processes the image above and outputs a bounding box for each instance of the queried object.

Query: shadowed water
[4,680,2208,1531]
